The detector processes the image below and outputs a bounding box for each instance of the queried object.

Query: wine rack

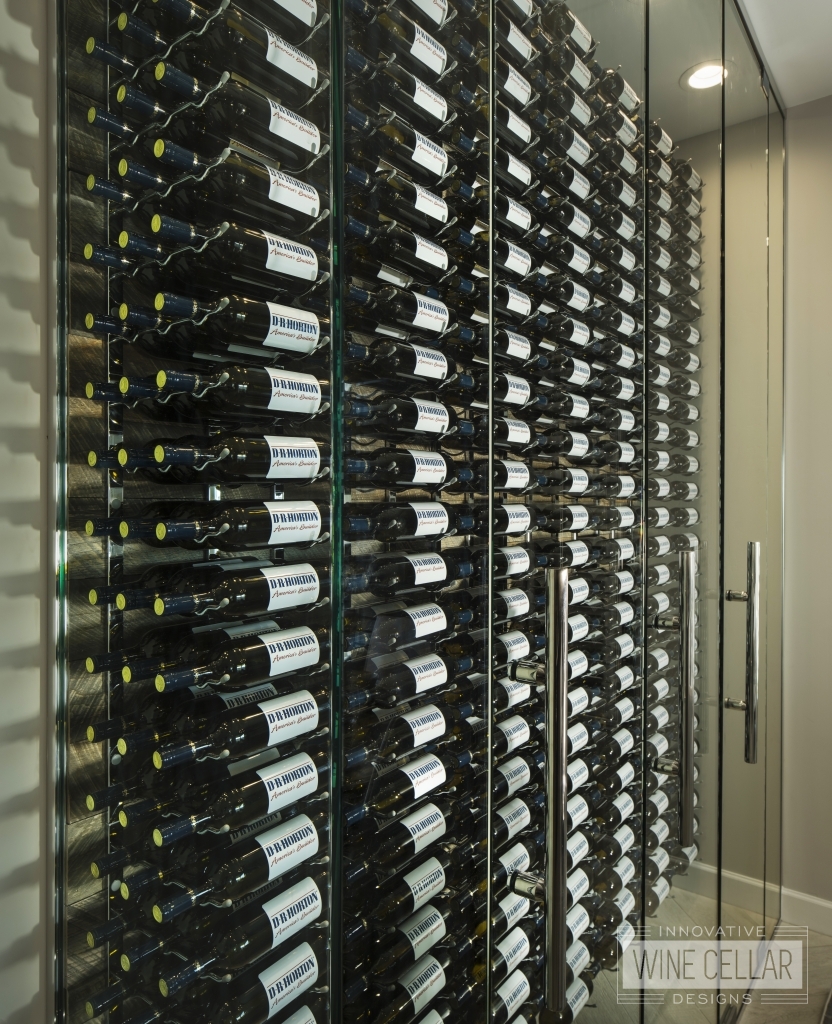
[57,0,708,1021]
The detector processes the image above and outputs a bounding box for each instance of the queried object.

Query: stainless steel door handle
[724,542,761,764]
[542,567,569,1020]
[679,551,697,846]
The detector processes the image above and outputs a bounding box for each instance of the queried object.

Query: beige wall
[0,0,53,1019]
[781,93,832,922]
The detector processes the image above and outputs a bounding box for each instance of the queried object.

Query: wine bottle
[150,433,330,482]
[146,499,330,550]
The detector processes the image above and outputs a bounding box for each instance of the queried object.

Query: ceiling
[740,0,832,109]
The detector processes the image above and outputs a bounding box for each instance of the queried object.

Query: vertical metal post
[543,567,569,1018]
[744,541,761,764]
[679,551,697,846]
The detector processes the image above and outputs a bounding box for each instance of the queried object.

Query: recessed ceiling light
[681,61,727,90]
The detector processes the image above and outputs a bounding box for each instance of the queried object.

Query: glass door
[644,1,723,1023]
[720,0,780,986]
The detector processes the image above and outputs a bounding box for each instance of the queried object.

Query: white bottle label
[412,78,447,122]
[614,601,635,625]
[567,759,590,790]
[500,546,531,575]
[569,613,590,643]
[255,814,320,881]
[263,232,319,281]
[502,374,532,406]
[505,108,532,143]
[612,728,635,757]
[497,755,532,797]
[401,703,447,745]
[569,93,592,126]
[499,587,530,617]
[400,954,446,1013]
[651,818,670,845]
[263,302,320,354]
[568,687,589,717]
[566,503,590,528]
[498,630,531,662]
[653,678,670,701]
[504,241,533,277]
[501,504,532,534]
[505,284,532,317]
[496,971,532,1018]
[404,654,448,693]
[566,902,591,941]
[568,798,589,833]
[497,927,532,973]
[651,847,671,874]
[265,30,318,88]
[506,20,533,61]
[506,152,532,185]
[560,242,591,279]
[567,722,589,754]
[498,676,532,706]
[274,0,317,26]
[614,633,636,658]
[411,293,450,334]
[504,63,532,106]
[505,197,533,231]
[412,132,449,177]
[504,414,532,443]
[616,887,637,918]
[413,234,449,271]
[264,500,322,545]
[401,753,447,797]
[566,468,589,493]
[566,131,592,165]
[412,399,450,433]
[405,450,447,485]
[656,218,672,241]
[263,875,323,948]
[566,394,591,419]
[258,941,319,1018]
[568,649,589,679]
[401,905,447,959]
[266,167,320,217]
[651,646,670,669]
[569,577,590,604]
[613,790,636,820]
[413,183,448,223]
[261,563,321,611]
[410,24,447,75]
[654,450,671,471]
[617,760,636,788]
[402,859,447,912]
[616,570,635,593]
[257,752,320,813]
[497,715,532,753]
[405,504,449,539]
[654,482,671,502]
[496,797,532,839]
[566,358,592,386]
[258,687,320,744]
[265,436,321,480]
[654,875,672,904]
[267,102,320,153]
[404,602,448,638]
[568,830,590,866]
[408,344,448,381]
[567,866,591,902]
[567,208,592,240]
[651,789,670,815]
[567,940,592,977]
[500,842,531,876]
[257,627,321,678]
[565,539,590,566]
[651,732,670,757]
[500,460,531,490]
[503,331,532,361]
[402,552,447,585]
[569,12,592,50]
[409,0,448,25]
[266,368,321,415]
[499,891,530,929]
[616,476,636,498]
[401,805,447,854]
[216,681,279,712]
[616,665,636,691]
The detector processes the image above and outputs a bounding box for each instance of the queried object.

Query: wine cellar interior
[55,0,785,1022]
